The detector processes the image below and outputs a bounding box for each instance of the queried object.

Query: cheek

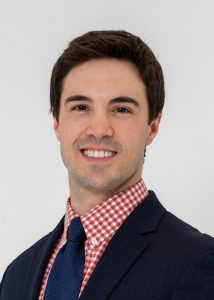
[112,122,145,166]
[122,135,145,159]
[127,129,149,156]
[58,128,73,154]
[58,120,75,141]
[131,139,146,156]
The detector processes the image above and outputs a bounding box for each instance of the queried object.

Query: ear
[53,115,60,141]
[146,112,162,145]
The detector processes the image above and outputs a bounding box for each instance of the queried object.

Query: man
[1,30,214,300]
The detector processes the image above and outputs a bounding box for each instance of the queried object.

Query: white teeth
[83,150,115,158]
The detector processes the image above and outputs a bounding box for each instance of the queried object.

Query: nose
[86,112,114,138]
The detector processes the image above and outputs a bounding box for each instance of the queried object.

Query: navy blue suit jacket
[1,191,214,299]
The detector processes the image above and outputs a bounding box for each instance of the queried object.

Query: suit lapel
[19,192,164,300]
[21,217,64,300]
[80,191,166,300]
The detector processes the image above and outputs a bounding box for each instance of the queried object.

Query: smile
[83,149,116,158]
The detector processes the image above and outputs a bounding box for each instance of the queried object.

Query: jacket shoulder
[161,210,214,251]
[7,232,51,271]
[0,217,64,299]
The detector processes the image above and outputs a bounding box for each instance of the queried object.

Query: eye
[72,104,89,111]
[114,107,131,113]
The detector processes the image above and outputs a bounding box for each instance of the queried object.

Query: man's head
[51,30,165,203]
[50,30,165,124]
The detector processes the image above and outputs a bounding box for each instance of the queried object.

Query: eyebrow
[110,97,139,107]
[64,95,139,107]
[64,95,92,105]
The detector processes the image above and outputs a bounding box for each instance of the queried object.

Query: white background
[0,0,214,278]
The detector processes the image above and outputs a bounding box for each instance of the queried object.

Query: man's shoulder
[141,191,214,254]
[163,209,214,248]
[3,232,51,279]
[0,232,53,298]
[0,217,65,298]
[158,207,214,298]
[156,203,214,260]
[2,216,64,281]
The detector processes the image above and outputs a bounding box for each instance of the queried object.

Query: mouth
[80,149,117,159]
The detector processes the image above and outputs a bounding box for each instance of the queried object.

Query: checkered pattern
[39,179,148,299]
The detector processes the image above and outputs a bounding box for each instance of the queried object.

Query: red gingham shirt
[39,179,148,299]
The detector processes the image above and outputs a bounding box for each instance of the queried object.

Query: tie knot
[67,217,86,243]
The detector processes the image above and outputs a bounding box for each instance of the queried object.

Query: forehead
[61,58,147,100]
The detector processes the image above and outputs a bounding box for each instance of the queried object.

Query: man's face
[54,58,161,197]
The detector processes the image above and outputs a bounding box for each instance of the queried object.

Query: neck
[69,184,111,215]
[68,173,143,215]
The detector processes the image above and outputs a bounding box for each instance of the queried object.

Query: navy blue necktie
[44,217,86,300]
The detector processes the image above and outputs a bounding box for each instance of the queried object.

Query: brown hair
[50,30,165,123]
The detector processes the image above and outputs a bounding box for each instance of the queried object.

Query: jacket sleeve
[0,266,9,298]
[171,250,214,299]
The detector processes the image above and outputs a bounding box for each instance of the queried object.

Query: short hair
[50,30,165,123]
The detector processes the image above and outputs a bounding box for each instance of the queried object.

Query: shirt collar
[62,179,148,248]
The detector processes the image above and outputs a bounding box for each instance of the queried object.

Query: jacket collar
[22,191,165,300]
[80,191,166,300]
